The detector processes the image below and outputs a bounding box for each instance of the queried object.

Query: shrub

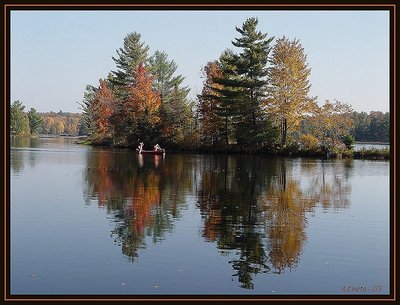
[300,134,320,151]
[341,134,355,150]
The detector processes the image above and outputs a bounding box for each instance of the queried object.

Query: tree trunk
[250,88,256,127]
[225,115,228,146]
[281,117,287,148]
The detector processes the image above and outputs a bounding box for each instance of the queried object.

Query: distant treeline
[351,111,389,143]
[39,111,82,135]
[10,101,83,137]
[11,102,389,145]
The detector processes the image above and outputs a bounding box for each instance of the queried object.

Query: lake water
[10,137,391,295]
[354,143,389,151]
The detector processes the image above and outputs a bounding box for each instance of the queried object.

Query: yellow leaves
[309,100,354,144]
[267,36,316,146]
[300,134,319,150]
[54,120,65,134]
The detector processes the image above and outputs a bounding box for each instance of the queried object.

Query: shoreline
[28,136,390,160]
[74,141,390,160]
[355,141,389,145]
[38,134,87,139]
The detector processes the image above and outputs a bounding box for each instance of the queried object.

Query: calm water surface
[10,138,390,295]
[354,143,389,150]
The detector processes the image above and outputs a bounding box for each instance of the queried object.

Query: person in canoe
[153,144,162,152]
[136,142,144,153]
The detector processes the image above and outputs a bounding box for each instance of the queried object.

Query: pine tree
[10,100,30,137]
[211,50,243,147]
[197,61,226,146]
[352,111,371,141]
[204,18,275,149]
[109,32,150,146]
[148,50,188,103]
[77,85,97,138]
[148,51,191,147]
[111,32,150,99]
[27,108,43,135]
[231,17,274,148]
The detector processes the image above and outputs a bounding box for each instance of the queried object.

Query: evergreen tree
[148,50,188,103]
[27,108,43,135]
[231,17,274,148]
[111,32,150,92]
[197,61,227,146]
[352,111,371,141]
[148,50,191,147]
[206,18,275,149]
[211,50,244,147]
[10,100,30,137]
[77,116,89,136]
[77,85,97,138]
[369,111,387,142]
[351,111,389,142]
[383,112,390,142]
[109,33,152,146]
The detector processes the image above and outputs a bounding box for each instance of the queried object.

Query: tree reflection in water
[10,137,41,173]
[197,156,352,289]
[83,151,191,261]
[196,155,276,289]
[259,161,310,275]
[82,152,352,289]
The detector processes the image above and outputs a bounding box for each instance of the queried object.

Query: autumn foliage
[94,80,114,138]
[197,61,225,146]
[129,64,161,116]
[80,32,193,148]
[40,112,81,135]
[78,26,388,156]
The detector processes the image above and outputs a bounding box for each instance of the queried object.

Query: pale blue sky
[10,10,390,113]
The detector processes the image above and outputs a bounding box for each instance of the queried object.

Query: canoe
[136,149,165,155]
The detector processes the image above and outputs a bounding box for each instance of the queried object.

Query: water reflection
[10,148,25,173]
[83,151,191,261]
[196,156,352,288]
[11,137,41,148]
[82,152,353,289]
[137,154,165,169]
[304,160,352,211]
[196,155,276,289]
[259,161,311,275]
[10,138,41,172]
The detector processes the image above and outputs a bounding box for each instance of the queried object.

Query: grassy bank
[353,147,390,160]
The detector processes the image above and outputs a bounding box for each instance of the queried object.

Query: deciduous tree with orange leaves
[126,63,161,145]
[129,64,161,116]
[91,79,114,144]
